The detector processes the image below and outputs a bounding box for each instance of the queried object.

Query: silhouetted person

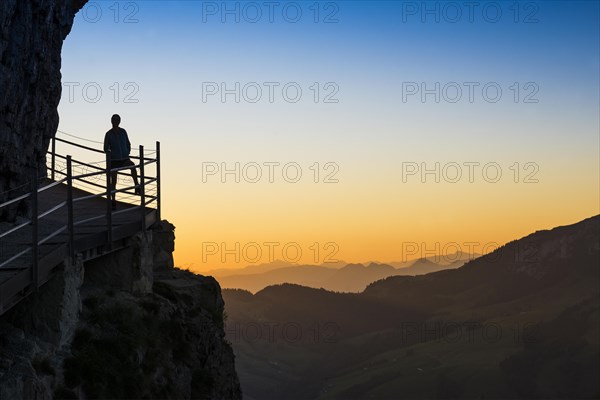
[104,114,140,210]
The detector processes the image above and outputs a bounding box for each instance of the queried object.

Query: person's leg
[109,159,122,208]
[131,167,140,187]
[110,171,118,202]
[128,159,140,195]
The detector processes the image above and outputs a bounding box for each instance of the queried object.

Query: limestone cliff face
[0,0,87,207]
[0,222,242,399]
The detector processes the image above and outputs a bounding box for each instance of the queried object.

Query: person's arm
[125,130,131,155]
[103,132,110,153]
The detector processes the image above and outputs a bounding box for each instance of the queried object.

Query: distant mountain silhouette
[205,259,349,278]
[218,265,337,293]
[223,215,600,400]
[322,263,398,292]
[389,251,480,269]
[205,259,296,277]
[213,258,468,293]
[393,257,465,275]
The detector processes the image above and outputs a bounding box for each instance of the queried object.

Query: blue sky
[58,1,600,269]
[60,1,599,141]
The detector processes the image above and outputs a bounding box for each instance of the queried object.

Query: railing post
[156,141,161,221]
[31,166,39,292]
[139,145,146,231]
[106,151,112,249]
[51,136,56,181]
[67,156,75,261]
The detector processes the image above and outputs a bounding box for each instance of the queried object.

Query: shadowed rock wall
[0,0,87,214]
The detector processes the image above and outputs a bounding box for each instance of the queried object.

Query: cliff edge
[0,221,242,399]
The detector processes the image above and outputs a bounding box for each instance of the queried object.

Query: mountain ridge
[223,214,600,400]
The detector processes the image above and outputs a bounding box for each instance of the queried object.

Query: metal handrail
[0,220,30,240]
[37,201,68,220]
[0,132,162,302]
[72,192,104,203]
[38,226,68,246]
[54,136,105,154]
[51,153,105,171]
[130,155,157,161]
[113,206,142,216]
[72,169,109,181]
[0,247,32,269]
[74,213,108,227]
[0,192,30,209]
[38,178,69,193]
[69,177,107,191]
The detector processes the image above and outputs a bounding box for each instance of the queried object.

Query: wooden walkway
[0,133,161,315]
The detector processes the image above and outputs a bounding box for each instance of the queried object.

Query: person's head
[111,114,121,128]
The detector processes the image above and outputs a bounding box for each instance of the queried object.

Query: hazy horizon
[200,248,483,272]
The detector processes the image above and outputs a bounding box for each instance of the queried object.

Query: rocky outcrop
[0,0,87,215]
[85,231,155,295]
[0,256,84,399]
[0,221,242,399]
